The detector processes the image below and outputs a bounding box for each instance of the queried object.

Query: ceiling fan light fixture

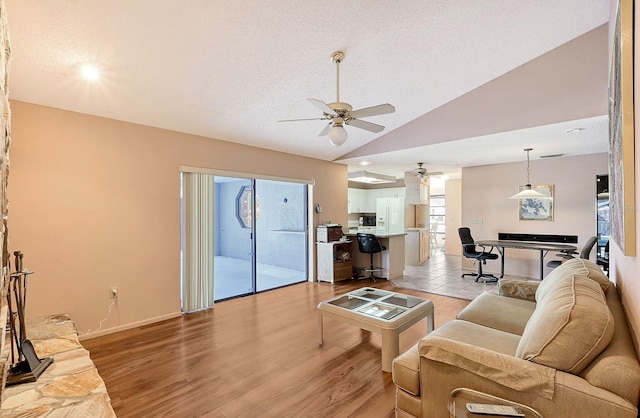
[328,124,347,146]
[278,51,394,146]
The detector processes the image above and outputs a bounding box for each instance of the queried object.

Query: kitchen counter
[346,231,407,238]
[345,231,406,280]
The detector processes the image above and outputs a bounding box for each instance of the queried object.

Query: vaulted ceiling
[6,1,611,178]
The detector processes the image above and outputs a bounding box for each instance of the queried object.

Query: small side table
[448,388,543,418]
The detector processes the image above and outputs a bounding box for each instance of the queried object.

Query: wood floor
[82,281,469,418]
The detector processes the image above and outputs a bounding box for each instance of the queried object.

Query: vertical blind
[181,172,215,313]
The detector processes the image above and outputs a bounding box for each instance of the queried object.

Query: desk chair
[596,240,609,276]
[458,227,499,283]
[356,233,386,283]
[546,235,597,269]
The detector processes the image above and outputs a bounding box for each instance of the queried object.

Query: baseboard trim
[78,311,182,341]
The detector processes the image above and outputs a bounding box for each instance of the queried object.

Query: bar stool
[356,233,386,282]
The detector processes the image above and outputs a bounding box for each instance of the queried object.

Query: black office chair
[596,240,610,276]
[458,227,499,283]
[356,233,386,282]
[546,235,597,269]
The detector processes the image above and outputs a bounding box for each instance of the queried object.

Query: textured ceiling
[6,0,611,178]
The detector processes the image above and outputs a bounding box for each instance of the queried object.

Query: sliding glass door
[255,179,308,292]
[181,172,308,309]
[213,176,254,300]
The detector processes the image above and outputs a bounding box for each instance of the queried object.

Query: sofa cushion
[536,258,610,302]
[456,292,536,335]
[393,320,522,397]
[517,273,614,374]
[422,319,521,356]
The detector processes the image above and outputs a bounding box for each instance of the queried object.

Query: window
[236,185,260,228]
[429,195,445,233]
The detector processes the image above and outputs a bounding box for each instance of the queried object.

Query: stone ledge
[0,314,116,417]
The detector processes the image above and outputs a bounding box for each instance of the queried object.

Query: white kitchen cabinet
[405,229,430,265]
[405,176,430,204]
[365,189,382,212]
[348,188,366,213]
[349,187,406,214]
[382,187,406,198]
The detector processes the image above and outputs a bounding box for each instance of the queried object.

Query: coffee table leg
[427,311,434,334]
[318,311,323,346]
[381,328,399,372]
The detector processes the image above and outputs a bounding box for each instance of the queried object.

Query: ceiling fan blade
[349,103,395,119]
[318,122,332,136]
[346,118,385,133]
[307,98,336,115]
[278,117,327,122]
[416,170,444,177]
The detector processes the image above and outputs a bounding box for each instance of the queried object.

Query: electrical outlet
[110,287,118,299]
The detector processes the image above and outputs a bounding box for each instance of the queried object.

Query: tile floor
[392,249,537,300]
[213,247,537,303]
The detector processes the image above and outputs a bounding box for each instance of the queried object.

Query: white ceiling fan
[278,51,395,146]
[413,162,443,179]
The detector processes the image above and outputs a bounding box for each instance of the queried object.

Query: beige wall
[461,153,608,278]
[612,0,640,354]
[7,100,348,336]
[444,179,462,255]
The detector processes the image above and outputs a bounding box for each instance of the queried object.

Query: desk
[475,239,577,280]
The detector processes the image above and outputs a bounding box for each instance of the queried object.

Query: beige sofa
[392,258,640,417]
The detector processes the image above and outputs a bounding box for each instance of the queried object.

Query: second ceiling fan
[278,51,395,146]
[413,163,443,179]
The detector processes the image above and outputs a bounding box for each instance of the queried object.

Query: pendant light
[509,148,545,199]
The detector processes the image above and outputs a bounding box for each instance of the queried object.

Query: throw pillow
[517,273,614,374]
[536,258,610,303]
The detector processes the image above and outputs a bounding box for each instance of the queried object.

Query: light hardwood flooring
[83,280,469,418]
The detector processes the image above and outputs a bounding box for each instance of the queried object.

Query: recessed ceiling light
[565,127,585,133]
[80,65,100,81]
[359,161,371,166]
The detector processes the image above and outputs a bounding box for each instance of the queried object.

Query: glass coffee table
[317,287,434,372]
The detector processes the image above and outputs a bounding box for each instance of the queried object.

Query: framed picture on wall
[518,184,554,221]
[609,0,636,256]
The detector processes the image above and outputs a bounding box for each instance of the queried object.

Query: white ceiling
[6,1,611,179]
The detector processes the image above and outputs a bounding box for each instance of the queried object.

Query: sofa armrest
[419,335,555,399]
[497,278,539,301]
